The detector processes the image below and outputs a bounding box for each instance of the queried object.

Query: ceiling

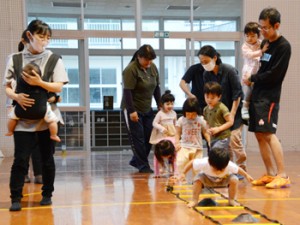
[27,0,242,19]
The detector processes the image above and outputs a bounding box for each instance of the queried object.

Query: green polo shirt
[203,102,231,141]
[121,59,159,113]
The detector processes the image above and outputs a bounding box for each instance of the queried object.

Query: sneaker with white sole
[252,174,275,186]
[241,107,250,120]
[265,176,291,189]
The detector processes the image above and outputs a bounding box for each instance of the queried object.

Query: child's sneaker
[241,107,250,120]
[252,174,275,186]
[265,176,291,189]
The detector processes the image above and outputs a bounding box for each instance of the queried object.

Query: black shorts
[248,99,279,133]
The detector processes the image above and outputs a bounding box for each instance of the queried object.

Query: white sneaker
[241,107,249,120]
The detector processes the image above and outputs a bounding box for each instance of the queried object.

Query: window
[89,56,121,109]
[28,17,78,30]
[201,20,237,32]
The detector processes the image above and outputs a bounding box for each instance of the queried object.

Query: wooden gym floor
[0,150,299,225]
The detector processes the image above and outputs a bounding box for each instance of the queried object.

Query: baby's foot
[228,199,241,207]
[5,132,13,136]
[50,135,61,142]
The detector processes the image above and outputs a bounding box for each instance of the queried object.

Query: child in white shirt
[179,148,253,207]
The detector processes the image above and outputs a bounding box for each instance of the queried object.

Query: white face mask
[29,33,48,53]
[202,60,216,71]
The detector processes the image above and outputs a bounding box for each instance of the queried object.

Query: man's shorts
[249,99,279,133]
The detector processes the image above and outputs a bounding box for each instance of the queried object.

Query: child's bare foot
[228,199,241,207]
[50,135,61,142]
[5,132,13,136]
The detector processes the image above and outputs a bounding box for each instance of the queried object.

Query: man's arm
[179,79,196,99]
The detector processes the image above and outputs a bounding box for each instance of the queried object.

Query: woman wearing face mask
[3,19,69,211]
[199,45,247,178]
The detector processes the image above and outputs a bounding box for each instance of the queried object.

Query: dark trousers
[123,109,154,171]
[29,142,43,176]
[10,130,56,202]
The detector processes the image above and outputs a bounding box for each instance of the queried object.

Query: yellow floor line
[195,206,244,210]
[172,185,193,188]
[0,200,185,212]
[210,214,260,219]
[222,223,280,225]
[178,194,220,198]
[23,192,42,197]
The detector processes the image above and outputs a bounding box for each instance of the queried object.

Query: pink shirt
[241,41,262,76]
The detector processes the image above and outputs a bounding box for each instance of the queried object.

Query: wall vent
[52,2,87,8]
[166,5,200,10]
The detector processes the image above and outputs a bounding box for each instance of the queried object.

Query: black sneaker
[9,202,21,211]
[40,197,52,206]
[139,167,154,173]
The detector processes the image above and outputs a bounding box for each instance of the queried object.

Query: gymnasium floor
[0,150,299,225]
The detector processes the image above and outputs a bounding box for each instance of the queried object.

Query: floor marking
[210,214,260,219]
[23,192,42,197]
[195,206,245,210]
[0,200,184,212]
[179,194,220,198]
[222,223,280,225]
[168,185,284,225]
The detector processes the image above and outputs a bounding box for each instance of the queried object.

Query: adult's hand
[16,93,35,110]
[242,72,252,86]
[130,111,139,122]
[21,70,42,86]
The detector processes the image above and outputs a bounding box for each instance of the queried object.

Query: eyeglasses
[259,25,273,32]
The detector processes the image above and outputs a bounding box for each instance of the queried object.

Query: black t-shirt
[251,36,291,103]
[181,63,206,109]
[203,63,243,130]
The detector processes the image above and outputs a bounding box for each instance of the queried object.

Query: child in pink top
[241,22,268,120]
[150,90,177,177]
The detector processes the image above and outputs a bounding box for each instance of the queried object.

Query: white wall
[242,0,300,151]
[0,1,26,157]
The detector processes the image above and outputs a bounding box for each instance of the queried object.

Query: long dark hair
[27,19,52,37]
[18,30,29,52]
[198,45,222,65]
[130,44,156,62]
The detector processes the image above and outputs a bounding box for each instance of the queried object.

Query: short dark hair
[208,148,230,171]
[244,22,260,36]
[259,7,281,26]
[23,62,41,77]
[182,98,202,117]
[161,90,175,104]
[198,45,222,65]
[203,81,222,97]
